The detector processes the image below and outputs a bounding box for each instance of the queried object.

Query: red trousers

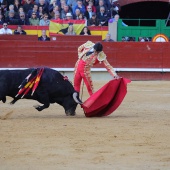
[74,60,94,96]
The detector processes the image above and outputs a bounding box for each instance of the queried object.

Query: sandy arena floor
[0,81,170,170]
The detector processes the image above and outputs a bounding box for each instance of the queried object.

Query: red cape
[81,78,131,117]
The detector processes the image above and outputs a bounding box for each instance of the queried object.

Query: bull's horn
[73,92,83,104]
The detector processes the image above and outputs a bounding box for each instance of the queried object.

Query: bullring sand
[0,81,170,170]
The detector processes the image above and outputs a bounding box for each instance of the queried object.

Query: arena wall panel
[0,36,170,80]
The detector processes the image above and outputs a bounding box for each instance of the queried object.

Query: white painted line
[0,68,170,72]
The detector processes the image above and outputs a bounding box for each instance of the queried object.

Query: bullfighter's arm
[97,51,119,78]
[78,41,95,59]
[103,59,118,78]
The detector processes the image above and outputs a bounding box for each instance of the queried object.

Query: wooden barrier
[0,35,38,41]
[0,38,170,80]
[50,35,102,42]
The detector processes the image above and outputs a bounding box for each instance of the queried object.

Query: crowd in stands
[0,21,51,41]
[0,0,121,26]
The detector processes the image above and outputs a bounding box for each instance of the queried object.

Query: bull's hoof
[33,105,42,111]
[2,97,6,103]
[65,111,76,116]
[10,100,16,105]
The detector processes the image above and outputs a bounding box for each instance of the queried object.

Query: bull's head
[65,92,82,116]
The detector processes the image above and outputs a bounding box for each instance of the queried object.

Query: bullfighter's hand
[113,75,121,79]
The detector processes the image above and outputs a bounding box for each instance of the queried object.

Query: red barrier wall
[0,35,170,80]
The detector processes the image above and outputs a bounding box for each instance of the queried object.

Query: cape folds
[81,78,131,117]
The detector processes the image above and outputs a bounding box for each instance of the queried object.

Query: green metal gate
[117,19,170,41]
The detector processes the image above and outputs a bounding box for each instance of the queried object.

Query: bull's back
[0,68,75,99]
[0,69,32,97]
[40,68,75,95]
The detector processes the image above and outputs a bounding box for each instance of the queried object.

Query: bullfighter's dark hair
[93,42,103,52]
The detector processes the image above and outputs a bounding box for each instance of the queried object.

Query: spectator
[109,14,118,22]
[96,0,108,14]
[83,0,90,8]
[49,5,60,19]
[109,14,128,27]
[21,0,26,5]
[80,26,91,35]
[111,0,121,13]
[65,24,76,35]
[48,0,58,13]
[95,0,111,9]
[61,4,72,19]
[88,0,96,13]
[97,6,109,26]
[38,0,49,14]
[65,12,73,20]
[108,1,119,18]
[73,8,81,19]
[103,33,114,42]
[128,37,135,41]
[0,22,13,34]
[5,4,15,18]
[0,6,5,16]
[121,36,126,42]
[6,0,15,10]
[14,25,26,34]
[73,0,86,15]
[121,36,135,42]
[138,37,151,42]
[51,11,61,20]
[60,0,67,12]
[29,12,40,25]
[14,0,21,13]
[78,12,84,20]
[67,0,77,11]
[84,5,93,20]
[37,6,44,20]
[0,13,5,25]
[27,4,39,19]
[5,10,18,25]
[21,0,34,5]
[35,0,50,5]
[23,0,34,14]
[87,12,100,26]
[38,30,50,41]
[17,6,25,18]
[39,13,50,25]
[104,0,112,9]
[18,12,30,25]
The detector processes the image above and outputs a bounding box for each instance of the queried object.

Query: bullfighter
[73,41,120,96]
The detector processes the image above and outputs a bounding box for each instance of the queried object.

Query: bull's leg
[1,96,6,103]
[34,103,50,111]
[34,91,50,111]
[0,91,7,103]
[10,98,18,104]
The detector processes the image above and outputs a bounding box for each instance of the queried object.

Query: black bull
[0,68,82,116]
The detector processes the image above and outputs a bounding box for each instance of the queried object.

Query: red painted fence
[0,35,170,80]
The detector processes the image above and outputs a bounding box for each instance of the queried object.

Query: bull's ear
[73,92,83,104]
